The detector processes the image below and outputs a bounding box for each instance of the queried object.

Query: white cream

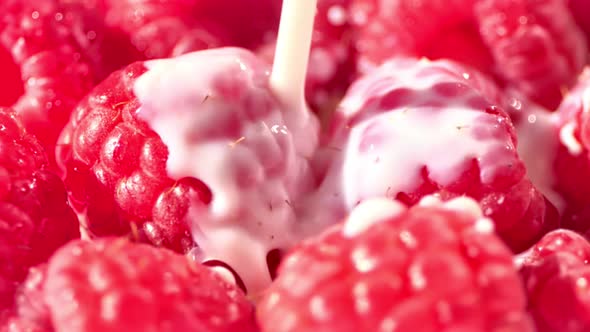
[419,195,484,219]
[302,58,518,229]
[340,57,487,116]
[270,0,318,156]
[341,196,492,240]
[134,48,320,294]
[560,121,583,156]
[558,68,590,157]
[508,94,564,212]
[340,106,513,209]
[342,198,406,237]
[418,195,494,233]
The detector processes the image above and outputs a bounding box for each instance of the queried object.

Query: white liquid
[509,95,564,212]
[134,48,320,294]
[341,106,513,209]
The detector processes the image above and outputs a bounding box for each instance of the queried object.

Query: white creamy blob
[418,195,494,233]
[340,57,495,117]
[557,69,590,157]
[558,87,590,156]
[133,48,319,293]
[560,121,584,156]
[303,58,516,228]
[419,195,484,219]
[342,198,406,237]
[510,96,564,211]
[340,106,512,209]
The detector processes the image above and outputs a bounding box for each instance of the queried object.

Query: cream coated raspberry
[258,197,534,332]
[316,57,558,253]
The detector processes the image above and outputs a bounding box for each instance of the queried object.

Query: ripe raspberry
[14,265,51,331]
[0,265,52,332]
[193,0,282,49]
[350,0,486,71]
[57,48,320,293]
[56,62,198,252]
[517,229,590,332]
[351,0,588,110]
[258,0,357,119]
[44,238,257,332]
[0,107,79,312]
[475,0,588,110]
[320,57,558,252]
[0,0,98,164]
[0,317,50,332]
[103,0,230,63]
[258,197,534,332]
[569,0,590,49]
[553,68,590,234]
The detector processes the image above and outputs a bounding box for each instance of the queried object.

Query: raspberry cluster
[2,0,590,331]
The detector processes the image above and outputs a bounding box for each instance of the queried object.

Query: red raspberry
[0,265,51,332]
[14,265,51,331]
[56,46,320,298]
[56,62,202,253]
[44,238,257,332]
[0,107,79,312]
[103,0,230,63]
[350,0,487,72]
[0,317,50,332]
[553,68,590,234]
[0,0,98,164]
[258,197,534,331]
[475,0,588,110]
[258,0,357,119]
[569,0,590,48]
[0,38,23,108]
[192,0,282,49]
[517,229,590,332]
[321,57,558,252]
[351,0,588,110]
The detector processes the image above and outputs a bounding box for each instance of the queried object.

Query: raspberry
[103,0,230,62]
[0,317,49,332]
[0,107,79,312]
[517,229,590,332]
[44,238,257,332]
[475,0,587,110]
[350,0,485,71]
[569,0,590,49]
[258,197,534,331]
[319,57,558,252]
[0,265,52,332]
[56,62,198,251]
[553,68,590,233]
[57,48,320,293]
[0,0,98,165]
[193,0,282,49]
[350,0,588,110]
[14,265,51,331]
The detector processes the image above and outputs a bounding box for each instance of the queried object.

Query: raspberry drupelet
[258,197,535,332]
[314,57,558,253]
